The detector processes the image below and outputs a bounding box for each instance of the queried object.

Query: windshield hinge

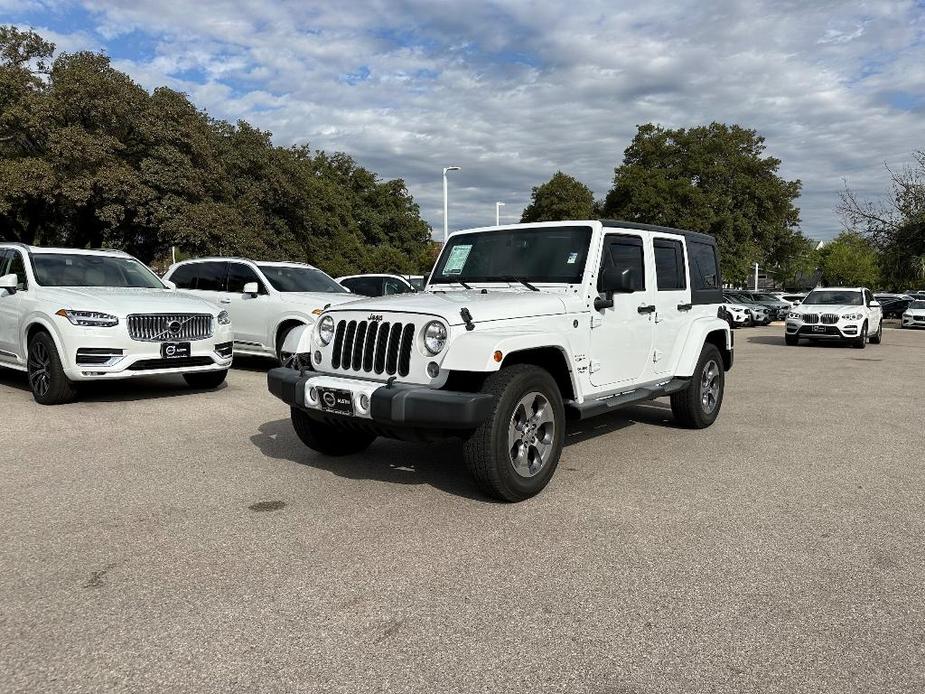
[591,314,603,329]
[589,360,601,374]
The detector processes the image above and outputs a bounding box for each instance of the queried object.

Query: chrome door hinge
[591,314,603,328]
[589,360,601,373]
[653,349,663,363]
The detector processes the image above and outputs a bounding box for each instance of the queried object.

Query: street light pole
[754,262,759,291]
[442,166,460,243]
[495,201,505,226]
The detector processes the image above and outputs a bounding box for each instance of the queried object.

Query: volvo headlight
[318,315,335,345]
[217,310,231,325]
[423,321,447,355]
[55,309,118,327]
[842,313,863,321]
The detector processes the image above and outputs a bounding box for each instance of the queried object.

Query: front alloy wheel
[508,392,557,478]
[27,332,78,405]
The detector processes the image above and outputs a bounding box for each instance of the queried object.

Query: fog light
[359,393,370,411]
[309,386,317,402]
[426,361,440,378]
[314,350,322,364]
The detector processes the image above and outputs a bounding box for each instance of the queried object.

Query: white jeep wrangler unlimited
[267,221,733,501]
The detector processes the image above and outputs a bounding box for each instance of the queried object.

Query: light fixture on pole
[495,201,505,226]
[442,166,461,243]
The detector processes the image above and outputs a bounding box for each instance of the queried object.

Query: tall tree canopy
[0,27,433,276]
[816,231,880,287]
[839,152,925,290]
[520,171,596,223]
[602,123,805,283]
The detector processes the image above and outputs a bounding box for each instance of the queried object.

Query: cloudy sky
[4,1,925,240]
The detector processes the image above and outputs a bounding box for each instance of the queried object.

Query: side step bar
[567,377,690,420]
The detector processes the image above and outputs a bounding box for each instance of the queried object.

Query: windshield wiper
[502,276,539,292]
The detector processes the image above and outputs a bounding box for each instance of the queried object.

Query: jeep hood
[42,287,223,316]
[323,290,574,326]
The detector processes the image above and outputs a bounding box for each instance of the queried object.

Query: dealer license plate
[160,342,191,358]
[812,325,826,333]
[318,387,354,416]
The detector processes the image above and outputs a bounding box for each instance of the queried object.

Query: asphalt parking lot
[1,323,923,693]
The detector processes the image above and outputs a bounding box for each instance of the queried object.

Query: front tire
[463,364,565,502]
[869,320,882,344]
[671,343,725,429]
[290,408,375,456]
[27,331,78,405]
[851,322,867,349]
[183,369,228,389]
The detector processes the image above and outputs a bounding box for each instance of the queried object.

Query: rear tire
[183,369,228,389]
[671,343,725,429]
[785,334,799,346]
[290,407,375,456]
[869,320,882,344]
[27,331,78,405]
[463,364,565,502]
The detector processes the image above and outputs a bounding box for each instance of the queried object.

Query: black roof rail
[599,219,717,245]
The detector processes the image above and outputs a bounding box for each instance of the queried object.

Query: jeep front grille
[331,319,415,377]
[802,313,819,324]
[127,314,213,342]
[821,313,839,324]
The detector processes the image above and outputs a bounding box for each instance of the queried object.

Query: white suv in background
[0,244,233,404]
[785,287,883,347]
[164,258,357,363]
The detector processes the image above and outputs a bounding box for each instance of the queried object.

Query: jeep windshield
[257,264,347,293]
[803,290,863,305]
[431,226,592,286]
[32,253,164,288]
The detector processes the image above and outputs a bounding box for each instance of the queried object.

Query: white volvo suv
[164,258,357,363]
[785,287,883,347]
[0,244,233,404]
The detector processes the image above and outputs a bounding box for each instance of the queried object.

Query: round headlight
[423,321,447,355]
[217,310,231,325]
[318,315,335,345]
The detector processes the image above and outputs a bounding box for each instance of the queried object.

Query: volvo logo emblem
[322,392,337,408]
[168,320,182,334]
[164,345,176,356]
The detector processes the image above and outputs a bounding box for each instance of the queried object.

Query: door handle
[219,298,231,304]
[637,304,655,314]
[677,303,692,311]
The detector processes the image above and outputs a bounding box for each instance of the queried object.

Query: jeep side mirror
[599,267,636,294]
[243,281,260,297]
[0,273,17,294]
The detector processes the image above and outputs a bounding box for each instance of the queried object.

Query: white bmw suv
[785,287,883,347]
[163,258,357,363]
[0,244,233,404]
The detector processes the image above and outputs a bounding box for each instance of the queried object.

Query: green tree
[817,231,880,287]
[839,152,925,290]
[602,122,804,284]
[0,27,435,276]
[520,170,596,222]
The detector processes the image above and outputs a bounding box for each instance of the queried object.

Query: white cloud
[12,0,925,239]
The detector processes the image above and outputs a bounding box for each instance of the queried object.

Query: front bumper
[59,324,234,380]
[267,368,496,430]
[902,315,925,328]
[785,321,862,339]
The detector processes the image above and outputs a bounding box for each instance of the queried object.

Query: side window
[864,289,874,306]
[195,262,228,292]
[226,263,266,294]
[689,242,719,290]
[0,250,10,277]
[7,251,28,290]
[168,264,199,289]
[342,277,382,296]
[653,239,686,291]
[600,235,645,292]
[383,278,411,295]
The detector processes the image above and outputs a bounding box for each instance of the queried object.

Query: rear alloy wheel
[868,320,882,344]
[671,343,725,429]
[27,332,78,405]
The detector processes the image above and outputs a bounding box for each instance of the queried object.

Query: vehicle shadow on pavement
[0,368,227,402]
[564,400,682,446]
[746,335,855,348]
[251,418,490,501]
[231,355,278,372]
